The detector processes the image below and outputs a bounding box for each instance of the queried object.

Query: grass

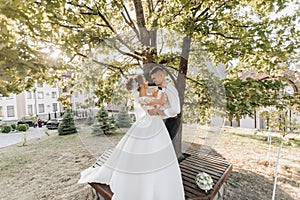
[0,125,126,173]
[0,133,78,178]
[234,133,300,148]
[0,126,126,180]
[0,151,29,177]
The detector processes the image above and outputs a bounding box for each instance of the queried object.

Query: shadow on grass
[224,170,296,200]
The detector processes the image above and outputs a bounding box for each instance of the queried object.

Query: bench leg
[213,183,225,200]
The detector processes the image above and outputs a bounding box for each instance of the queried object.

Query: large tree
[1,0,299,158]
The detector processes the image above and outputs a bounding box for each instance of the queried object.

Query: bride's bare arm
[146,92,167,106]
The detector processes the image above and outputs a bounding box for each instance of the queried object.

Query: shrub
[11,124,17,130]
[17,124,28,132]
[25,123,29,130]
[1,125,12,133]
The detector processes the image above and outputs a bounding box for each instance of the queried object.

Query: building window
[38,104,44,113]
[52,92,57,98]
[37,92,44,99]
[7,106,15,117]
[62,87,68,93]
[27,91,32,99]
[28,105,33,115]
[53,103,58,112]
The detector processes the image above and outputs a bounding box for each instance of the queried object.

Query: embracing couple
[78,67,185,200]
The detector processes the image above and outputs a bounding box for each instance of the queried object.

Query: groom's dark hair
[150,66,165,75]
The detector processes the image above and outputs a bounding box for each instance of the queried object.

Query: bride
[78,74,185,200]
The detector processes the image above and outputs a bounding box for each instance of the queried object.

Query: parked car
[17,119,36,127]
[46,118,62,129]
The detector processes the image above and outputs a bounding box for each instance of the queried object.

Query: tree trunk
[133,0,158,81]
[175,36,191,160]
[133,0,149,46]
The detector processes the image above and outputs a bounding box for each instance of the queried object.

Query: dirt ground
[0,125,299,200]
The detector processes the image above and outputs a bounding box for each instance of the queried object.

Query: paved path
[0,127,57,148]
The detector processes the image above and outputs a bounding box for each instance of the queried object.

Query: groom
[147,67,181,140]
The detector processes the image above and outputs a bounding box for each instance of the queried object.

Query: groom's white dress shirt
[162,83,180,118]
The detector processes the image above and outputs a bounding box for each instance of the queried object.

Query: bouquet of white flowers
[195,172,214,193]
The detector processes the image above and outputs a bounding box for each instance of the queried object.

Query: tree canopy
[1,3,297,88]
[1,0,299,117]
[1,1,300,156]
[1,1,299,83]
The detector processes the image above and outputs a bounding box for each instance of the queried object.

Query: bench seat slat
[181,160,228,174]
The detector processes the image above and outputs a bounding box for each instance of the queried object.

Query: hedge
[1,125,12,133]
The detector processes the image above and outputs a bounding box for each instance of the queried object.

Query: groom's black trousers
[164,115,181,140]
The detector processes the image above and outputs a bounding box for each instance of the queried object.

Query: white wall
[240,116,256,129]
[0,94,18,121]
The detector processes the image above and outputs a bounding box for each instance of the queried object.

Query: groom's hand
[148,108,158,115]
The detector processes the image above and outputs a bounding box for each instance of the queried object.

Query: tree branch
[95,23,110,28]
[66,1,92,10]
[121,4,140,38]
[79,11,97,16]
[48,21,83,30]
[147,0,154,13]
[103,40,143,61]
[226,21,266,28]
[203,3,227,21]
[172,4,187,20]
[93,1,115,33]
[69,52,87,62]
[208,32,240,40]
[91,59,126,77]
[157,63,204,87]
[153,0,164,10]
[191,2,203,14]
[70,52,127,77]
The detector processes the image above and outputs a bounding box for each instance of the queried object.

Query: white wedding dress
[78,90,185,200]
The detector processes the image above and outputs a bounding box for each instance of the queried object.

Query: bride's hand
[144,97,153,104]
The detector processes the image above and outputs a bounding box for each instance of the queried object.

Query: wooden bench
[89,142,233,200]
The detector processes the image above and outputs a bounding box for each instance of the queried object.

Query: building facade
[0,83,62,122]
[0,82,91,123]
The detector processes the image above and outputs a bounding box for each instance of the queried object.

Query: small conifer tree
[117,107,132,128]
[58,108,77,135]
[92,107,118,135]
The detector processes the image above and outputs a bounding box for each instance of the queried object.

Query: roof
[239,69,300,92]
